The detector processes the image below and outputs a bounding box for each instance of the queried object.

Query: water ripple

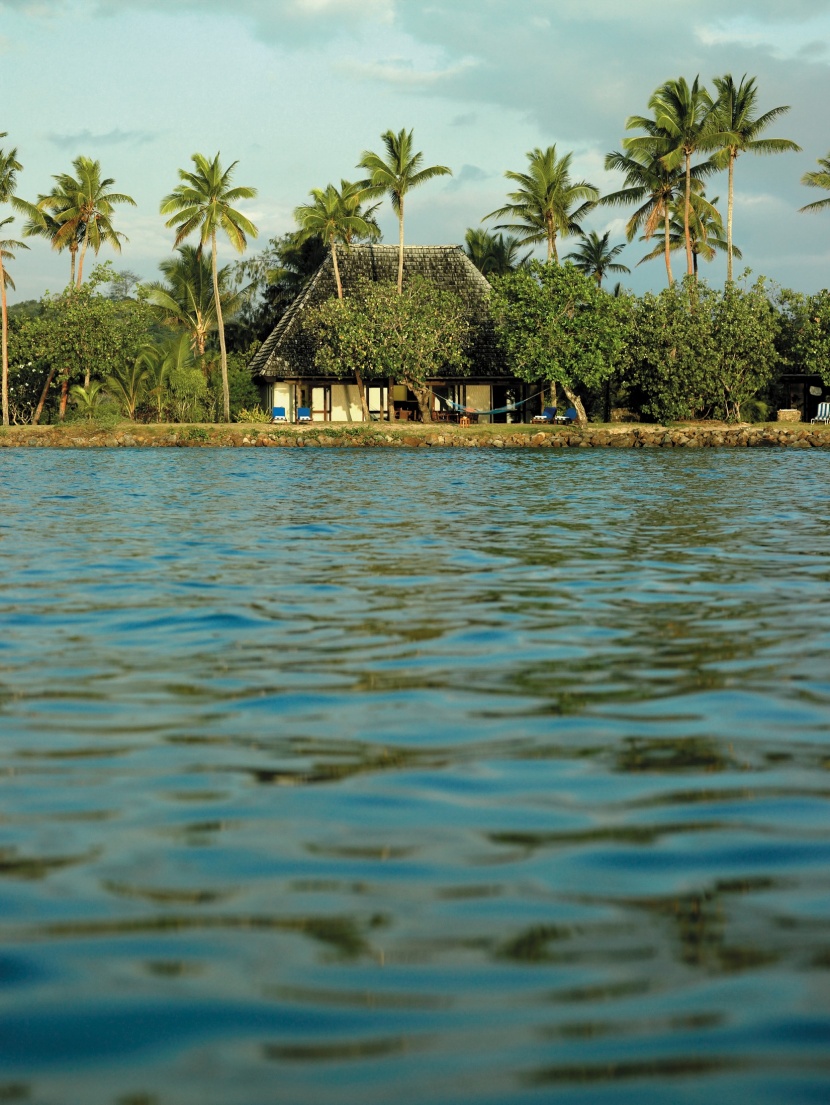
[0,447,828,1103]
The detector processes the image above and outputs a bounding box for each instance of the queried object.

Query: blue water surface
[0,446,829,1105]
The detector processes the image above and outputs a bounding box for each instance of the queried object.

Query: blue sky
[2,0,830,300]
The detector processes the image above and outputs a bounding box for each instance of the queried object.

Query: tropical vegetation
[358,128,451,294]
[160,152,258,422]
[485,146,598,263]
[0,71,826,428]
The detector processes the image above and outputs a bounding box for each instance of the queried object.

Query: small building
[777,372,829,422]
[248,244,535,422]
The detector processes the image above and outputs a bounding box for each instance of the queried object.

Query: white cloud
[341,54,478,87]
[289,0,393,18]
[695,13,830,59]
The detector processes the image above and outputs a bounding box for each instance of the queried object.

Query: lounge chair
[562,407,578,423]
[532,407,556,423]
[297,407,312,423]
[811,401,830,424]
[272,406,287,423]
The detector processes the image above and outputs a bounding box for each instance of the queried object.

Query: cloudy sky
[2,0,830,300]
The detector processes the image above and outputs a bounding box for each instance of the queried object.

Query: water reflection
[0,448,829,1103]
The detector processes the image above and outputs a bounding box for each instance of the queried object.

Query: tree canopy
[490,261,632,422]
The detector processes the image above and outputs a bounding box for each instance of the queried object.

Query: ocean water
[0,446,828,1105]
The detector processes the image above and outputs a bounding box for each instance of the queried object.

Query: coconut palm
[603,143,708,287]
[464,228,532,277]
[15,197,84,285]
[294,180,380,300]
[161,152,258,422]
[799,153,830,213]
[485,146,599,264]
[294,181,380,422]
[336,179,382,245]
[712,74,800,281]
[39,157,136,287]
[0,139,27,427]
[145,245,247,358]
[637,193,740,276]
[357,128,452,293]
[625,77,729,277]
[565,230,630,286]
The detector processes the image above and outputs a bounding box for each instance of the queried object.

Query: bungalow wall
[268,378,515,423]
[466,384,492,424]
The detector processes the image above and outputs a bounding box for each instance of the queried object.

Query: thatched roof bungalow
[248,244,534,423]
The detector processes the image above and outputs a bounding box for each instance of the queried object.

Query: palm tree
[106,357,151,420]
[294,181,380,422]
[565,230,630,286]
[71,380,107,420]
[637,193,740,276]
[626,77,728,277]
[336,179,382,245]
[603,144,698,286]
[161,152,258,422]
[15,198,83,285]
[799,153,830,213]
[135,334,195,423]
[0,138,27,427]
[485,146,599,263]
[712,74,801,281]
[464,228,531,277]
[294,180,380,300]
[357,128,452,293]
[145,245,247,358]
[39,157,136,286]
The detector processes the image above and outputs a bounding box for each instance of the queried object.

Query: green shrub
[235,405,272,423]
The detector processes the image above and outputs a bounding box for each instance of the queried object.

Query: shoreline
[2,421,829,449]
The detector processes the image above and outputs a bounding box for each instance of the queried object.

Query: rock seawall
[2,423,829,449]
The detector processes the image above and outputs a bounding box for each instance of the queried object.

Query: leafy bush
[235,405,272,423]
[168,366,212,423]
[227,359,261,419]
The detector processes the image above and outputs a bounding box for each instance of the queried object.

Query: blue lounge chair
[272,406,287,422]
[563,407,578,423]
[532,406,556,423]
[297,407,312,423]
[811,401,830,424]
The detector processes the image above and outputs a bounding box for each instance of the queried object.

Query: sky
[2,0,830,301]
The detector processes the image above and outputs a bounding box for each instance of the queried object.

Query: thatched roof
[249,244,505,380]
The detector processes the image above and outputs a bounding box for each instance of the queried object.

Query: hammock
[435,390,545,418]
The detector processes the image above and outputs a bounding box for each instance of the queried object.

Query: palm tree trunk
[664,207,674,287]
[0,255,8,427]
[387,376,395,421]
[211,230,230,423]
[726,152,735,283]
[59,375,69,420]
[69,244,76,287]
[397,199,405,294]
[32,366,56,425]
[684,151,694,277]
[331,240,343,299]
[77,230,89,288]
